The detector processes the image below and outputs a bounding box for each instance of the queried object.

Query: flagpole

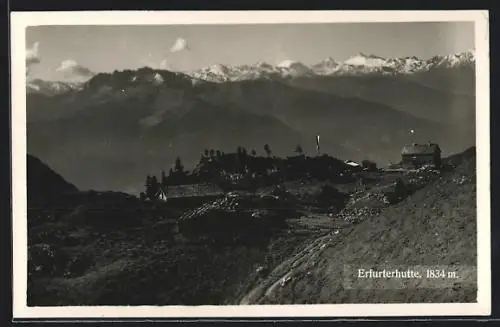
[316,135,320,156]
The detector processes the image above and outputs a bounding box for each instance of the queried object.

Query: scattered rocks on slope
[177,193,297,241]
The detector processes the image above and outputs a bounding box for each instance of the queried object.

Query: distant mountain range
[190,50,475,84]
[27,50,475,96]
[25,50,476,193]
[27,79,84,96]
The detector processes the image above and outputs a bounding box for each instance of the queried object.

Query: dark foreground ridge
[26,147,476,305]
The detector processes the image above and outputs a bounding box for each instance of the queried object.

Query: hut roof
[344,160,361,167]
[401,143,440,156]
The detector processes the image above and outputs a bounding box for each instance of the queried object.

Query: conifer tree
[175,157,184,173]
[150,175,159,200]
[161,170,167,186]
[145,175,154,200]
[264,144,272,157]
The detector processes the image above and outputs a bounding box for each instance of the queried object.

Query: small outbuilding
[401,142,441,168]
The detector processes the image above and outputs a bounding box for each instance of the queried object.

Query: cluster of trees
[141,156,187,201]
[140,144,282,201]
[141,143,373,201]
[201,148,221,159]
[199,144,273,160]
[361,159,377,171]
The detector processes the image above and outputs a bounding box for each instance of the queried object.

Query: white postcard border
[11,10,490,318]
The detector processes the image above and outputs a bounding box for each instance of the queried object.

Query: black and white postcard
[11,10,490,318]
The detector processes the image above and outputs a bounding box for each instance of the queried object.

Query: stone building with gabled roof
[401,142,441,168]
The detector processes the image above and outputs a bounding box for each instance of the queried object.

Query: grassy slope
[28,218,319,306]
[241,148,477,304]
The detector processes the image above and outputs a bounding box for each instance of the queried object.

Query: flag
[316,134,320,153]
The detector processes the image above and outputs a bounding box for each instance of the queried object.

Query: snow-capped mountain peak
[27,79,84,96]
[425,49,475,69]
[188,50,474,82]
[207,64,230,74]
[255,61,273,69]
[27,50,476,94]
[275,60,312,77]
[192,64,232,82]
[344,53,388,67]
[277,59,299,68]
[320,57,339,65]
[311,57,341,75]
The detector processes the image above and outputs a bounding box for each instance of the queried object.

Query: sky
[26,22,475,81]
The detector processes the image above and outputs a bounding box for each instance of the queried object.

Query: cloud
[26,41,40,66]
[139,38,188,71]
[153,37,189,70]
[26,42,41,76]
[56,59,94,81]
[170,37,189,53]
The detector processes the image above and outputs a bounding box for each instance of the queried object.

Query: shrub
[28,243,58,278]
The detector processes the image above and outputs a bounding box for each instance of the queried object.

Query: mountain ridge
[27,50,475,96]
[190,49,475,83]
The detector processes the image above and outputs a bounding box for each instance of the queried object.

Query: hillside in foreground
[27,147,476,305]
[241,147,477,304]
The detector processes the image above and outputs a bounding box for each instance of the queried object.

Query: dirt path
[239,211,353,305]
[239,232,341,305]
